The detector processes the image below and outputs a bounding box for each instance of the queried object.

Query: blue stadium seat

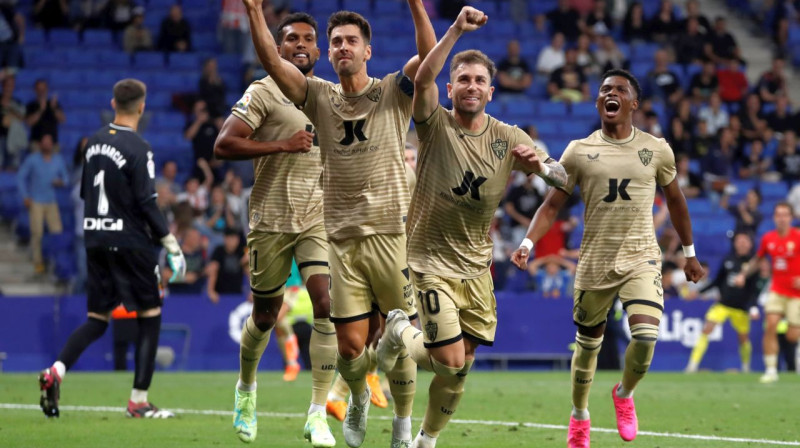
[150,112,186,132]
[485,102,504,117]
[342,0,372,13]
[82,29,115,49]
[570,102,596,118]
[506,100,535,117]
[97,50,132,69]
[48,29,80,47]
[536,101,567,117]
[761,182,788,199]
[134,51,167,69]
[49,70,85,89]
[146,91,173,110]
[25,49,56,70]
[26,28,46,46]
[193,32,219,52]
[65,49,99,68]
[169,52,201,70]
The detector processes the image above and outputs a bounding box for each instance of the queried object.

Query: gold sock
[329,374,350,401]
[401,326,433,371]
[621,323,658,393]
[239,316,271,386]
[337,349,369,397]
[366,344,378,373]
[310,318,337,405]
[421,359,473,438]
[571,333,602,411]
[385,349,416,417]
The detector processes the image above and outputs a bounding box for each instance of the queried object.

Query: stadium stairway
[0,222,64,296]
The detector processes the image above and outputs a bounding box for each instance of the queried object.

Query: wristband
[541,164,551,178]
[682,244,696,258]
[520,238,534,252]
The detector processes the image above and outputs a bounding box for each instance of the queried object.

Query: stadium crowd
[2,0,800,306]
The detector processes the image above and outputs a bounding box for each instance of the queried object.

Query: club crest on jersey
[638,148,653,166]
[491,139,508,160]
[366,86,382,102]
[234,92,252,113]
[425,321,438,341]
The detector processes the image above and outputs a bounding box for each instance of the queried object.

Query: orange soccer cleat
[326,399,347,422]
[366,373,388,408]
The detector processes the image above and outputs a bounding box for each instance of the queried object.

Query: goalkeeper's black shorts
[86,247,162,314]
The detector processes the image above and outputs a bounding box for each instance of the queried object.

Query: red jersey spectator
[717,59,748,105]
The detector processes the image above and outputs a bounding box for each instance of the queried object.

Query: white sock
[418,429,437,445]
[130,388,148,404]
[308,402,326,415]
[392,415,411,440]
[764,355,778,374]
[328,392,344,401]
[616,383,634,399]
[237,379,257,392]
[571,406,590,421]
[53,361,66,379]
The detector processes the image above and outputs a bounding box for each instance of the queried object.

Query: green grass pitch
[1,371,798,447]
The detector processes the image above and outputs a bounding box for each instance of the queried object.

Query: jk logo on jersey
[490,139,508,160]
[452,171,487,200]
[638,148,653,166]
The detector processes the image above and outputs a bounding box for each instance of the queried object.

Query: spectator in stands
[545,0,581,41]
[788,182,800,218]
[595,34,626,73]
[682,0,711,34]
[583,0,612,39]
[702,127,738,194]
[164,227,206,294]
[575,33,600,76]
[547,48,589,103]
[536,32,566,76]
[675,153,704,198]
[673,17,707,66]
[525,124,549,154]
[776,130,800,182]
[644,49,683,106]
[756,56,787,105]
[224,173,247,229]
[25,79,65,145]
[0,75,27,169]
[648,0,679,43]
[156,160,181,196]
[17,133,68,275]
[673,97,695,133]
[33,0,68,29]
[101,0,135,32]
[529,256,576,298]
[180,172,213,220]
[496,39,533,96]
[489,210,512,290]
[644,110,664,137]
[0,1,24,75]
[622,1,648,43]
[504,175,543,245]
[198,58,227,118]
[219,0,248,56]
[667,116,693,156]
[122,7,152,53]
[739,93,767,142]
[689,60,719,104]
[722,188,763,236]
[155,182,176,227]
[738,139,774,180]
[698,92,729,136]
[205,184,237,235]
[157,4,191,53]
[206,227,246,303]
[705,16,743,65]
[693,119,715,158]
[69,136,88,293]
[404,144,417,171]
[184,100,223,178]
[766,94,794,134]
[717,58,748,106]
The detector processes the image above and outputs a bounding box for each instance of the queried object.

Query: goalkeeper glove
[161,234,186,283]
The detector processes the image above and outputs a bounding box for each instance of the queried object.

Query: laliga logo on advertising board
[228,301,254,344]
[622,310,722,347]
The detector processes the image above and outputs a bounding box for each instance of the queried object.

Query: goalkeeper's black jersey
[80,123,169,249]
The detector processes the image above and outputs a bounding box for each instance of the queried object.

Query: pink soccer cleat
[567,416,590,448]
[611,383,638,441]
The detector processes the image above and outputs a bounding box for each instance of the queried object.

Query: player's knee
[430,354,465,377]
[575,332,603,350]
[629,321,659,343]
[251,308,278,332]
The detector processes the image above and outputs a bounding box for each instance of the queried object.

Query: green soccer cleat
[304,411,336,447]
[233,388,257,443]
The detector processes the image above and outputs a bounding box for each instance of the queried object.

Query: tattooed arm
[511,145,568,188]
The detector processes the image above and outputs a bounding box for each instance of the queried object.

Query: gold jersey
[231,76,323,233]
[559,128,677,290]
[407,106,547,278]
[302,72,414,241]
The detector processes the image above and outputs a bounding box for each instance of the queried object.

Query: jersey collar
[600,127,636,145]
[110,123,135,132]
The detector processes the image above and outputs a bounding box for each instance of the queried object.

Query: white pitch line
[3,403,798,446]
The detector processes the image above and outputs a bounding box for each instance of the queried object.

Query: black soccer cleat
[38,367,61,418]
[126,400,174,418]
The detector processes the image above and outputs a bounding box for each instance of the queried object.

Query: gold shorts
[573,270,664,327]
[765,292,800,327]
[706,303,750,334]
[329,233,416,323]
[248,223,328,297]
[411,270,496,348]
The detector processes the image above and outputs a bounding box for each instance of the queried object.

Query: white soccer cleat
[759,372,779,383]
[233,388,257,442]
[343,387,371,447]
[410,430,437,448]
[304,410,336,447]
[377,309,411,373]
[391,437,412,447]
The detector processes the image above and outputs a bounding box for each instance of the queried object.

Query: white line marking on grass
[3,403,798,446]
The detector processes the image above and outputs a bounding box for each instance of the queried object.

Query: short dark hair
[774,201,792,214]
[600,69,642,100]
[113,78,147,114]
[327,10,371,43]
[276,12,318,44]
[450,50,497,80]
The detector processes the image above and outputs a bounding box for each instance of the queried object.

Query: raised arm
[510,187,571,270]
[402,0,437,80]
[413,7,487,122]
[214,115,313,160]
[243,0,307,104]
[662,179,705,282]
